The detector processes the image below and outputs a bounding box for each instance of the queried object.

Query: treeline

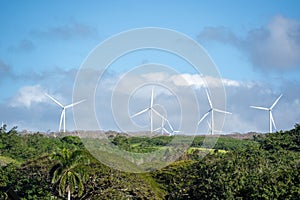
[155,125,300,199]
[0,124,299,199]
[0,126,163,199]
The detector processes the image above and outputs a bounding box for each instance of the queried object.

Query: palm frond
[49,148,89,198]
[59,172,68,196]
[50,163,63,183]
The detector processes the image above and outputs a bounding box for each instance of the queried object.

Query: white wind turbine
[130,88,164,133]
[250,94,282,133]
[154,117,170,135]
[154,115,181,136]
[165,119,181,135]
[46,93,85,133]
[198,88,232,135]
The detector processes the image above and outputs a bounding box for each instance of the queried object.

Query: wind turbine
[250,94,282,133]
[165,119,181,135]
[46,93,85,133]
[198,88,232,135]
[130,88,164,133]
[154,117,170,135]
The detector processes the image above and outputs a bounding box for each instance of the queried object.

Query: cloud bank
[198,15,300,70]
[1,69,299,133]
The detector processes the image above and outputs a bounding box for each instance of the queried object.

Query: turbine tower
[207,120,222,134]
[46,93,85,133]
[198,88,232,135]
[130,88,164,133]
[250,94,282,133]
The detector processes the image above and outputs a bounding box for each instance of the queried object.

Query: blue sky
[1,1,300,133]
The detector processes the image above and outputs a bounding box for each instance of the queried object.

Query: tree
[50,148,88,200]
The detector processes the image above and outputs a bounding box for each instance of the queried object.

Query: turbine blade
[153,127,160,132]
[162,118,166,126]
[130,108,149,118]
[163,128,170,134]
[206,120,211,129]
[270,112,277,131]
[270,94,282,110]
[150,88,154,108]
[205,88,213,108]
[45,93,64,108]
[166,119,174,132]
[198,111,210,125]
[152,108,166,120]
[214,108,232,114]
[250,106,269,111]
[65,99,86,109]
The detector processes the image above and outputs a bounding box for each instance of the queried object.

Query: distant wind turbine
[198,88,232,135]
[250,94,282,133]
[153,114,181,136]
[154,117,170,135]
[130,88,164,133]
[165,119,181,135]
[46,93,85,133]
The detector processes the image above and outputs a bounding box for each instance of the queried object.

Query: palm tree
[50,148,88,200]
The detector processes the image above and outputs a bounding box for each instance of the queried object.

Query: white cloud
[2,69,299,133]
[171,73,241,88]
[171,74,204,88]
[141,72,242,89]
[10,85,47,108]
[245,15,300,69]
[198,15,300,70]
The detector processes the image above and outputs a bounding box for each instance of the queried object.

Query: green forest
[0,125,299,199]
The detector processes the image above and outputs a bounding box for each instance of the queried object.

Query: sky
[1,0,300,134]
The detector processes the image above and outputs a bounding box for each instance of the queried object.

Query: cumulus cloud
[81,71,294,133]
[198,15,300,70]
[1,69,299,133]
[171,74,242,88]
[31,20,98,40]
[10,85,48,108]
[140,72,242,88]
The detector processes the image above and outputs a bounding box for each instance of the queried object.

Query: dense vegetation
[0,124,299,199]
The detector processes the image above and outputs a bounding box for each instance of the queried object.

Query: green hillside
[0,124,299,199]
